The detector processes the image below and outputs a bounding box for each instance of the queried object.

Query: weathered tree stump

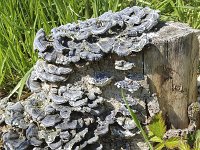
[144,22,200,128]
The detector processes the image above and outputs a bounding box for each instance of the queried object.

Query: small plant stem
[121,89,154,150]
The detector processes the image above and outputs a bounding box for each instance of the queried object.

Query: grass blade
[7,67,33,100]
[121,89,153,150]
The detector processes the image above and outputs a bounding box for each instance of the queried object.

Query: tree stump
[144,22,200,128]
[1,5,200,149]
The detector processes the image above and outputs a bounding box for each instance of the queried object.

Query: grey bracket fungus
[1,6,161,150]
[33,29,52,53]
[49,93,68,104]
[96,38,114,53]
[3,130,30,150]
[63,90,84,101]
[115,77,141,93]
[26,123,43,146]
[26,71,42,93]
[41,114,62,127]
[88,72,113,87]
[33,6,159,65]
[33,60,72,83]
[115,60,135,70]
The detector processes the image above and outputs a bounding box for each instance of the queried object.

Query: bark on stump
[144,22,200,129]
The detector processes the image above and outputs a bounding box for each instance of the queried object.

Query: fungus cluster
[33,6,159,65]
[0,6,160,150]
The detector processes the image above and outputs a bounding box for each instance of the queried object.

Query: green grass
[0,0,199,95]
[121,89,153,150]
[137,0,200,28]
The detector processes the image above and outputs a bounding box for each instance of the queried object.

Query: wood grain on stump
[144,22,200,128]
